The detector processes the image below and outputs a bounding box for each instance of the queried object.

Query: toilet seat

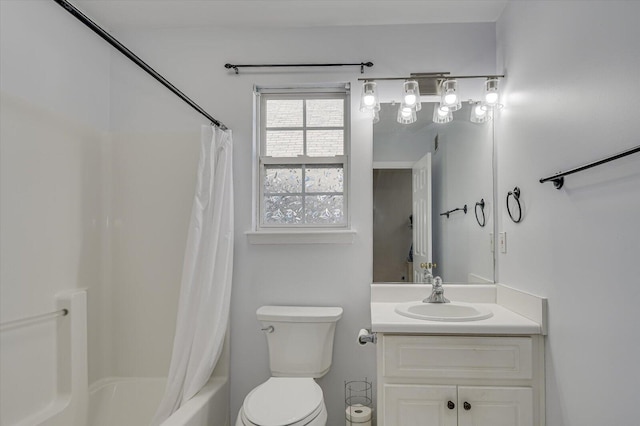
[242,377,324,426]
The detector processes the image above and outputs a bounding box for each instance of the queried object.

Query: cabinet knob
[463,402,471,411]
[447,401,455,410]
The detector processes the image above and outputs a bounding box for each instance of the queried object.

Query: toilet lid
[244,377,323,426]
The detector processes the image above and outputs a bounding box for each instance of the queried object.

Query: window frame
[253,84,351,232]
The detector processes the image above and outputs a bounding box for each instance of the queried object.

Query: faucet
[423,276,450,303]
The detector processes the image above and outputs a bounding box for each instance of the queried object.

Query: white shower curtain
[152,125,234,425]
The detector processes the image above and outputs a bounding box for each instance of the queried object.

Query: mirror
[373,102,495,284]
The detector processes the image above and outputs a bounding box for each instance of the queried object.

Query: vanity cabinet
[377,334,545,426]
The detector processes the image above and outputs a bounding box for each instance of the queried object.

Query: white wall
[0,0,110,423]
[108,22,496,424]
[496,2,640,424]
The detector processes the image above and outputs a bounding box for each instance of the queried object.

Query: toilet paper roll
[346,404,372,425]
[357,329,369,346]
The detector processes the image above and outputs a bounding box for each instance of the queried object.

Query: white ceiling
[72,0,509,31]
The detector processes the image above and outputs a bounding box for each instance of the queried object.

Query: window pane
[264,166,302,194]
[266,130,303,157]
[264,196,303,224]
[305,166,343,193]
[306,130,344,157]
[304,195,344,224]
[266,99,302,128]
[306,99,344,127]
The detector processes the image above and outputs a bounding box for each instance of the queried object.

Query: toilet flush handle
[261,325,274,333]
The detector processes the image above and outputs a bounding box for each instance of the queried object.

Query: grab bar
[0,308,68,332]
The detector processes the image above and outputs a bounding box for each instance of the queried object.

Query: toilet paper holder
[358,329,377,345]
[345,378,373,425]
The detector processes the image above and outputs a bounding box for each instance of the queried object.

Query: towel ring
[506,187,522,223]
[474,199,486,227]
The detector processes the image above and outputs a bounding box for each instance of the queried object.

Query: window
[254,85,350,231]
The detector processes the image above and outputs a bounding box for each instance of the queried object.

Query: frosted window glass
[264,196,303,224]
[304,195,345,224]
[305,167,343,193]
[264,166,302,193]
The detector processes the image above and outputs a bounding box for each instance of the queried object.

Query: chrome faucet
[423,276,450,303]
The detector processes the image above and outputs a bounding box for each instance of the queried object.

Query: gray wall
[496,2,640,424]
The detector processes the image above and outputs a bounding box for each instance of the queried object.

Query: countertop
[370,284,546,335]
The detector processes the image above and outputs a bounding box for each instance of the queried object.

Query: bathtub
[9,290,230,426]
[88,375,229,426]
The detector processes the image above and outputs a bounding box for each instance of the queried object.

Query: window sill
[246,229,356,245]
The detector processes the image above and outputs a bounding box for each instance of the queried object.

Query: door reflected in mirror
[373,102,495,284]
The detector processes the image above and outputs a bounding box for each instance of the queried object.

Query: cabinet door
[458,386,533,426]
[384,384,457,426]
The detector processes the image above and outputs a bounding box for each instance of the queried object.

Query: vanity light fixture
[432,104,453,124]
[360,72,504,125]
[359,81,380,112]
[470,102,492,124]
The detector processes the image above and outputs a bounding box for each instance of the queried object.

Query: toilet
[236,305,343,426]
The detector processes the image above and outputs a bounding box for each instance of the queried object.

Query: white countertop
[370,284,546,335]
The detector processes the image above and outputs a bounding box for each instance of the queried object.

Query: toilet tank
[257,306,343,378]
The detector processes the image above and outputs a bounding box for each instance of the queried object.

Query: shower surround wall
[0,1,110,423]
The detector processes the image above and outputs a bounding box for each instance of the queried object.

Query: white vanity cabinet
[377,334,545,426]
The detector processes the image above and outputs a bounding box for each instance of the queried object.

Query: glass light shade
[397,104,417,124]
[483,78,501,108]
[433,104,452,124]
[402,80,422,111]
[360,81,380,112]
[440,79,461,111]
[470,103,492,124]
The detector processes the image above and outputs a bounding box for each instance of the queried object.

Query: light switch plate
[499,231,507,253]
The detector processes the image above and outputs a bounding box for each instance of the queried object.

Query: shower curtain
[152,125,234,425]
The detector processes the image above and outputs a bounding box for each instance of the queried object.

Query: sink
[394,301,493,322]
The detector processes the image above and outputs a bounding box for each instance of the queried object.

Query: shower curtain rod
[52,0,228,130]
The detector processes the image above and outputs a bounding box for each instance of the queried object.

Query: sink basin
[394,301,493,322]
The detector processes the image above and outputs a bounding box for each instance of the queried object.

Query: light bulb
[444,93,458,105]
[404,93,417,106]
[401,107,412,118]
[484,92,499,105]
[363,94,376,107]
[438,106,450,117]
[474,105,486,116]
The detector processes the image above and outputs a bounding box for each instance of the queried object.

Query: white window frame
[249,84,354,243]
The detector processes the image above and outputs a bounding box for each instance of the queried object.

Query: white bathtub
[88,375,229,426]
[6,290,229,426]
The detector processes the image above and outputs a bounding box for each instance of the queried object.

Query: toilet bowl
[236,306,342,426]
[235,378,327,426]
